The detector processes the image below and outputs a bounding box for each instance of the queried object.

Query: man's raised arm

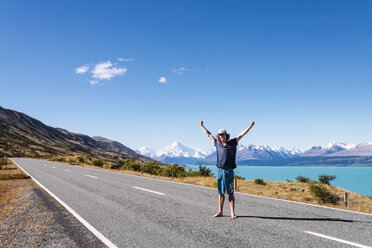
[236,121,255,143]
[200,121,215,143]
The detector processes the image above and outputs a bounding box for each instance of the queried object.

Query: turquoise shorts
[216,167,234,195]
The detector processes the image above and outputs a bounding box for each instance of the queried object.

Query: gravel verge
[0,179,106,247]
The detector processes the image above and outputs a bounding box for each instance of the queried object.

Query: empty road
[11,158,372,248]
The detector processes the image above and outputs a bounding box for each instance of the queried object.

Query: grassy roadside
[39,155,372,214]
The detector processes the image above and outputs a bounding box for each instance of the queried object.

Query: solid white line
[64,169,71,172]
[86,175,98,179]
[305,231,372,248]
[11,159,118,248]
[132,186,165,196]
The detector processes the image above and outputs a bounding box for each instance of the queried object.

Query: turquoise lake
[189,166,372,197]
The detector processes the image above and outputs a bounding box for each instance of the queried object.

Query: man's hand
[250,121,255,127]
[200,121,204,126]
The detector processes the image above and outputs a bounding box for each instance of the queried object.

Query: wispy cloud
[89,80,98,86]
[172,67,190,75]
[75,65,90,74]
[117,57,134,62]
[91,61,127,80]
[158,76,167,83]
[75,58,131,85]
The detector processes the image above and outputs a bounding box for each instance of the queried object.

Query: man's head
[217,129,230,143]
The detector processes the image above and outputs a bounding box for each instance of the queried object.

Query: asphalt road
[11,158,372,248]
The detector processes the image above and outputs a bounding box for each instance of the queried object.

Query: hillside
[0,106,152,163]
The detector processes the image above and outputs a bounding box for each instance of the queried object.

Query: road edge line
[304,231,372,248]
[10,158,118,248]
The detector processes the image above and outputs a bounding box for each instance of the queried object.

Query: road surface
[11,158,372,248]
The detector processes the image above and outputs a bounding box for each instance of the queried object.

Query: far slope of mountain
[0,106,152,163]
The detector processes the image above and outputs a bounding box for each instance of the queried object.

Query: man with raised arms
[200,120,255,219]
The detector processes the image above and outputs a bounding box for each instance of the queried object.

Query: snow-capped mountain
[301,142,357,157]
[137,141,372,166]
[202,144,302,164]
[137,142,301,165]
[137,142,213,165]
[329,142,372,156]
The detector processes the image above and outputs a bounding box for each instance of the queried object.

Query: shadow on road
[236,215,370,223]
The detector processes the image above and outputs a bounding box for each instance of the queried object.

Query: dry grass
[0,158,30,180]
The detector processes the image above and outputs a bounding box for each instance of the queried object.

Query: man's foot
[213,212,223,217]
[231,214,237,219]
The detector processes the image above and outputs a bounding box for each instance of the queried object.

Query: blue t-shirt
[215,138,238,169]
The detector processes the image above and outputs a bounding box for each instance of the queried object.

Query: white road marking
[10,159,118,248]
[64,169,71,172]
[86,175,98,179]
[305,231,372,248]
[132,186,165,195]
[52,166,56,168]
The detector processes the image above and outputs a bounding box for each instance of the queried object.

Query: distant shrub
[235,175,245,180]
[68,157,76,164]
[91,158,105,167]
[161,164,185,178]
[142,162,161,175]
[198,165,213,177]
[308,183,339,205]
[255,178,266,185]
[77,156,85,164]
[52,157,66,162]
[0,157,8,169]
[296,175,310,183]
[318,175,336,185]
[118,159,141,171]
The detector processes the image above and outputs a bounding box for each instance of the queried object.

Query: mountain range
[0,106,152,163]
[137,141,372,166]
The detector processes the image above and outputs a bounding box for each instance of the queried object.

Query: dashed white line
[10,159,118,248]
[86,175,98,179]
[64,169,71,172]
[52,166,56,168]
[132,186,165,195]
[305,231,372,248]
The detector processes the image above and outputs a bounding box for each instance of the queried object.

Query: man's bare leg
[229,194,237,219]
[213,194,225,217]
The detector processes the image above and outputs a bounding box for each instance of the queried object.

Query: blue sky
[1,0,371,151]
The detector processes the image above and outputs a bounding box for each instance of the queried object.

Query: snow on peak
[323,141,356,150]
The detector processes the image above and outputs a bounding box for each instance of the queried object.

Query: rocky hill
[0,106,152,163]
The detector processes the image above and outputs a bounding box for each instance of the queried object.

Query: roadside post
[344,192,348,207]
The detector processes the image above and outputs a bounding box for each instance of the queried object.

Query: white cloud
[172,67,190,75]
[89,80,98,86]
[158,76,167,83]
[91,61,127,80]
[117,57,134,62]
[75,65,90,74]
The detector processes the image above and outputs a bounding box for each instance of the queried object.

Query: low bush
[308,183,339,205]
[161,164,185,178]
[296,175,310,183]
[0,157,9,169]
[68,157,76,165]
[91,158,105,167]
[318,174,336,185]
[76,156,85,164]
[142,162,161,175]
[117,159,141,171]
[255,178,266,185]
[52,157,66,162]
[235,175,245,180]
